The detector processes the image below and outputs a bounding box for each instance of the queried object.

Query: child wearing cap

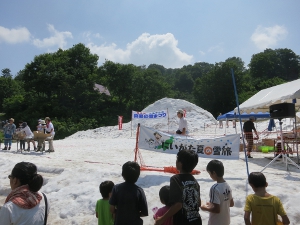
[16,121,26,151]
[36,120,47,151]
[37,119,43,131]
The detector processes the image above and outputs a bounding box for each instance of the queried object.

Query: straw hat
[177,109,184,114]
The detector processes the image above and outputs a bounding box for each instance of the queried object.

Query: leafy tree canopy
[1,47,299,138]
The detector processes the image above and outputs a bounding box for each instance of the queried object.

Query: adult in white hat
[44,117,55,152]
[176,109,188,135]
[243,116,259,158]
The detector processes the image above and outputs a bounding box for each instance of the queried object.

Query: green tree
[193,58,247,117]
[249,48,300,81]
[181,62,214,81]
[0,76,24,112]
[129,68,171,111]
[14,43,104,124]
[1,68,12,78]
[172,71,195,102]
[98,60,136,108]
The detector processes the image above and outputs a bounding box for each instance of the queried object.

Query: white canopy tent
[233,78,300,168]
[234,79,300,113]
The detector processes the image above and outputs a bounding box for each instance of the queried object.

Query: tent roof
[235,79,300,113]
[217,111,270,121]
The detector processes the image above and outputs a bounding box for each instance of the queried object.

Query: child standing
[201,160,234,225]
[244,172,290,225]
[95,180,114,225]
[153,185,172,225]
[109,161,148,225]
[17,121,26,151]
[37,119,43,131]
[155,149,202,225]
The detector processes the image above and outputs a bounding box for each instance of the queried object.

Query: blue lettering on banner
[133,111,167,119]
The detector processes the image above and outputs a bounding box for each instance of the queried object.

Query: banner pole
[131,110,133,137]
[134,123,140,162]
[231,68,250,176]
[292,99,299,164]
[167,108,169,133]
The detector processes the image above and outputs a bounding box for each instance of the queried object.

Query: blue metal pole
[231,68,250,176]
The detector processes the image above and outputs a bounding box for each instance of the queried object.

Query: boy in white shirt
[201,160,234,225]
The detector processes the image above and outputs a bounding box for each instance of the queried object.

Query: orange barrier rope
[141,166,200,175]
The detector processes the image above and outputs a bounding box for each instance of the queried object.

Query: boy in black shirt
[155,149,202,225]
[109,161,148,225]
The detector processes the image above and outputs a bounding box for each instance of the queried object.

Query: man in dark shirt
[243,116,259,158]
[109,161,148,225]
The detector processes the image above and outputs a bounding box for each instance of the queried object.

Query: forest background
[0,43,299,139]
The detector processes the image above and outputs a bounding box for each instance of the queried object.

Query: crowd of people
[97,150,290,225]
[0,111,290,224]
[1,117,55,152]
[0,150,290,225]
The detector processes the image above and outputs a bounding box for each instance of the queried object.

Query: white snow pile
[1,97,300,225]
[67,98,217,139]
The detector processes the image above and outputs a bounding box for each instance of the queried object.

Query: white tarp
[235,79,300,113]
[139,125,240,160]
[94,83,111,96]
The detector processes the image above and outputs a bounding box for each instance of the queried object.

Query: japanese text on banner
[132,110,168,119]
[139,125,240,160]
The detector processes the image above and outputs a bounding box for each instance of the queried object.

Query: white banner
[132,110,168,119]
[139,125,239,160]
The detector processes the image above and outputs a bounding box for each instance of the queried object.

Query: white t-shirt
[208,182,232,225]
[45,122,55,136]
[20,125,34,138]
[178,117,188,132]
[0,192,49,225]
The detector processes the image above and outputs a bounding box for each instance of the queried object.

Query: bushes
[53,117,98,139]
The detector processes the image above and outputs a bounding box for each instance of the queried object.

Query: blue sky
[1,0,299,75]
